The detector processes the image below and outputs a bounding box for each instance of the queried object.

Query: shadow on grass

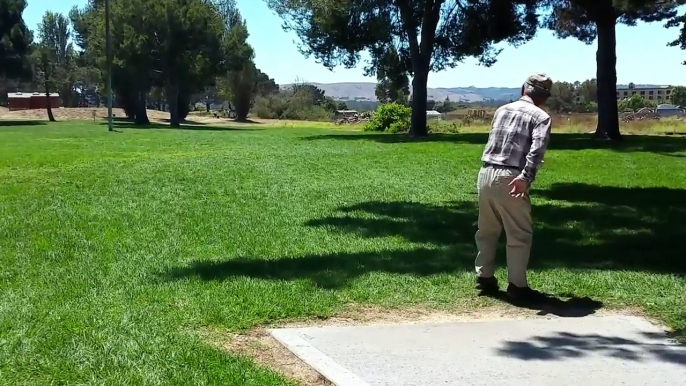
[166,247,475,290]
[98,121,259,131]
[165,183,686,291]
[496,331,686,365]
[302,184,686,275]
[303,132,686,154]
[0,120,48,126]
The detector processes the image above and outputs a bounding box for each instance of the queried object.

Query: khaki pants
[474,166,533,288]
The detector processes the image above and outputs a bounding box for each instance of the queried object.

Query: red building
[7,92,60,111]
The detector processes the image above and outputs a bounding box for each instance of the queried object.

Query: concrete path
[270,315,686,386]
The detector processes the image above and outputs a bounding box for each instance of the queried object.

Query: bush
[252,93,333,121]
[364,103,411,132]
[427,121,460,134]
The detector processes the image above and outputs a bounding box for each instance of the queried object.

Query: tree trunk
[165,82,180,127]
[595,13,621,140]
[410,68,429,137]
[134,90,150,125]
[45,82,55,122]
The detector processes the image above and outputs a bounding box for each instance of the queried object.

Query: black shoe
[476,277,499,292]
[506,283,548,303]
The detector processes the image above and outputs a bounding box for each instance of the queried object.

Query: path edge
[269,328,371,386]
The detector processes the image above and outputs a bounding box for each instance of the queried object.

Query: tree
[214,0,260,121]
[0,0,32,80]
[74,0,229,126]
[254,68,279,96]
[37,12,77,107]
[544,0,683,140]
[546,81,575,113]
[70,2,105,108]
[218,60,258,121]
[435,95,458,113]
[618,93,655,111]
[34,12,77,121]
[667,12,686,109]
[578,78,598,103]
[670,86,686,107]
[374,47,410,105]
[267,0,540,137]
[32,47,56,121]
[150,0,226,126]
[73,0,151,121]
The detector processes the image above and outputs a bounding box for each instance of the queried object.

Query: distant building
[656,104,685,118]
[7,92,60,111]
[334,110,358,118]
[426,110,442,120]
[616,85,672,102]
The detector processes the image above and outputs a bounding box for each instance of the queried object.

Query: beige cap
[525,73,553,93]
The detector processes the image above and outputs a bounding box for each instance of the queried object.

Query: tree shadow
[497,331,685,366]
[98,121,259,131]
[160,118,207,125]
[0,120,48,126]
[302,132,686,154]
[302,132,488,144]
[165,247,475,289]
[164,183,686,292]
[305,184,686,274]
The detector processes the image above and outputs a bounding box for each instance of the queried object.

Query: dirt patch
[201,328,332,386]
[0,107,347,128]
[0,107,225,124]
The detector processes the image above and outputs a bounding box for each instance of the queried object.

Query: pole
[106,0,113,131]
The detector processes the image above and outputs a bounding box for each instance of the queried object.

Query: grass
[1,121,685,385]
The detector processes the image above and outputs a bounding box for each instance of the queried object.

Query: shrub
[427,121,460,134]
[252,93,333,121]
[364,102,411,132]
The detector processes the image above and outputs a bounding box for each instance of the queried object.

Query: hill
[282,82,521,103]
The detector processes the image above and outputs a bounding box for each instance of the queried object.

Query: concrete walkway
[270,315,685,386]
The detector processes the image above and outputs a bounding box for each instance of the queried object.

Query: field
[1,121,685,385]
[3,106,686,136]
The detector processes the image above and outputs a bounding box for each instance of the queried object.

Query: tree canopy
[669,86,686,107]
[543,0,684,140]
[0,0,32,79]
[267,0,540,136]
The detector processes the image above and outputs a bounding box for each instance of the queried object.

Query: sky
[22,0,686,88]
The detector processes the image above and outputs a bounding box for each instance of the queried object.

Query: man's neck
[520,95,535,105]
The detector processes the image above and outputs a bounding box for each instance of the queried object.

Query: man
[474,73,553,301]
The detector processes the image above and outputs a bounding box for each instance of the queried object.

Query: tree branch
[395,0,420,61]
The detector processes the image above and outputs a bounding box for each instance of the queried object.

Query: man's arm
[517,116,552,184]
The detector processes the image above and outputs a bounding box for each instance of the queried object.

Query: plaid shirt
[481,96,552,184]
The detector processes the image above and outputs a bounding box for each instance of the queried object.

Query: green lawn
[1,121,685,385]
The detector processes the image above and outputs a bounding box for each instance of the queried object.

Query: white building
[426,110,442,120]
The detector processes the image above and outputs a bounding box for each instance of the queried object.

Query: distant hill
[281,82,521,103]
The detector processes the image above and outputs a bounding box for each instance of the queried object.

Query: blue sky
[23,0,686,88]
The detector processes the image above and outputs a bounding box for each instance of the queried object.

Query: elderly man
[474,73,553,301]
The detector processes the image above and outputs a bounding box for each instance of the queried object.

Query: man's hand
[508,178,528,198]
